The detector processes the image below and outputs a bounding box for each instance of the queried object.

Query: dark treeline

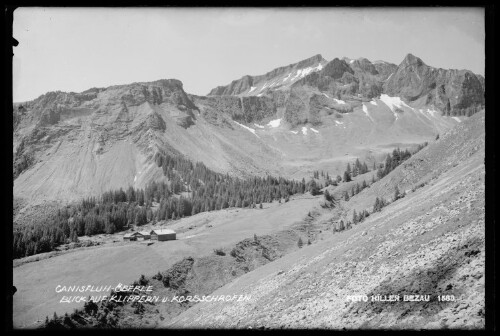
[342,158,370,183]
[14,152,306,259]
[13,184,161,259]
[333,143,427,234]
[311,170,344,188]
[375,144,427,180]
[154,150,305,218]
[341,144,427,184]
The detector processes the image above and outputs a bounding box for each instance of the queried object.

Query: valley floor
[13,194,320,328]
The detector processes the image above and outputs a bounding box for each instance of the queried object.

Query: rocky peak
[401,53,425,68]
[320,58,354,79]
[295,54,325,68]
[351,58,379,75]
[385,54,484,115]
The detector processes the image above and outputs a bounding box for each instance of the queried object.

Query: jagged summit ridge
[209,52,484,117]
[208,54,328,96]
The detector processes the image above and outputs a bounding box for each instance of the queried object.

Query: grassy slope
[13,195,320,328]
[167,112,485,329]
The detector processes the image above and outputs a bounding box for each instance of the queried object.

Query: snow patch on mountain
[362,104,375,123]
[290,130,298,134]
[301,127,308,135]
[290,65,321,82]
[379,94,409,112]
[248,86,256,93]
[310,128,319,133]
[233,120,259,138]
[254,123,265,129]
[267,119,281,128]
[370,100,377,106]
[334,98,346,105]
[291,70,301,81]
[379,94,410,121]
[300,67,315,77]
[452,117,462,123]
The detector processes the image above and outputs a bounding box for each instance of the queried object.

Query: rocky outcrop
[239,96,276,123]
[191,94,277,125]
[209,75,254,96]
[373,61,398,79]
[320,58,355,79]
[161,257,195,290]
[350,58,379,75]
[384,54,484,116]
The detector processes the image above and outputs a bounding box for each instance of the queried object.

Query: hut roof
[151,229,176,235]
[124,232,142,237]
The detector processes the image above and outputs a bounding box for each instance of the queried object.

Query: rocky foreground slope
[167,112,485,329]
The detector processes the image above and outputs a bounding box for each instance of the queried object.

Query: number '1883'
[437,295,456,301]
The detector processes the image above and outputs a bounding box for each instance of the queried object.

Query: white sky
[13,7,485,102]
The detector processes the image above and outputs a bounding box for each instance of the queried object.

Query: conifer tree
[374,197,380,212]
[394,185,401,200]
[339,220,345,231]
[363,162,368,174]
[324,189,333,202]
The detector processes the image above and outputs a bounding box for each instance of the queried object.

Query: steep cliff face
[13,79,199,179]
[384,54,484,116]
[189,95,276,125]
[372,60,398,79]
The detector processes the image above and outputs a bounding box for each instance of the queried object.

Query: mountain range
[13,53,484,205]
